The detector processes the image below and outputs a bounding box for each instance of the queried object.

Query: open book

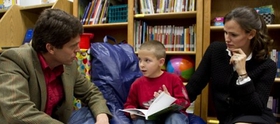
[120,92,183,120]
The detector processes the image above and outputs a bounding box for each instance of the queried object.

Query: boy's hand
[154,85,170,97]
[162,85,170,95]
[130,114,138,120]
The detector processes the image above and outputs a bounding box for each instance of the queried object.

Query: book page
[120,108,148,117]
[147,92,176,116]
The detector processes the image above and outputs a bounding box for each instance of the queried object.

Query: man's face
[52,35,80,65]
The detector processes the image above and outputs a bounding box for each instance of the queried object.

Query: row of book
[0,0,56,9]
[80,0,111,25]
[270,49,280,78]
[134,0,196,14]
[133,20,196,52]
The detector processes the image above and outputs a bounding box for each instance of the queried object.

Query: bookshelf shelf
[83,22,128,29]
[135,51,196,55]
[20,3,55,15]
[20,3,54,10]
[166,51,196,55]
[210,26,223,30]
[267,24,280,29]
[210,24,280,31]
[134,11,197,20]
[207,117,219,124]
[275,78,280,83]
[0,9,7,14]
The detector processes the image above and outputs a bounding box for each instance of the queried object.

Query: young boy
[124,40,190,124]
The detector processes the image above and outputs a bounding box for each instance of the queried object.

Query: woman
[186,6,277,124]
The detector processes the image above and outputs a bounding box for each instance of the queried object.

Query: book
[22,28,33,44]
[120,92,183,120]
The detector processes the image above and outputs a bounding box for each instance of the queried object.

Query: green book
[120,92,183,120]
[147,104,183,120]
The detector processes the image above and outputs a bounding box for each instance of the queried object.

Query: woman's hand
[229,48,247,75]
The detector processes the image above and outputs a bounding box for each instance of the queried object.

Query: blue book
[22,29,33,44]
[81,2,92,25]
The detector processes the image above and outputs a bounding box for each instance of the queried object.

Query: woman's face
[224,20,255,53]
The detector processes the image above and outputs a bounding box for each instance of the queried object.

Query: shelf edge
[210,24,280,30]
[20,3,54,10]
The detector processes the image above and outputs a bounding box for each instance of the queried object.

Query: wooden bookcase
[73,0,130,45]
[73,0,204,116]
[203,0,280,123]
[131,0,204,116]
[0,0,72,53]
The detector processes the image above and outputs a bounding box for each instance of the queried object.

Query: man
[0,8,111,124]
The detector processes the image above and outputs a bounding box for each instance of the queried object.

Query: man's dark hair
[32,8,83,53]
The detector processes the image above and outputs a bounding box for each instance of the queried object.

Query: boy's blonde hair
[139,40,166,59]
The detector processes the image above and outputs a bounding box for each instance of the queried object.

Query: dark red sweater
[124,71,190,114]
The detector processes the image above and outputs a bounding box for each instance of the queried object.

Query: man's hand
[95,113,109,124]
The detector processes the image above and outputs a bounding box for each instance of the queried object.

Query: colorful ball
[166,56,195,81]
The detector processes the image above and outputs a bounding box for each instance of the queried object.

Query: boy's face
[138,49,165,78]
